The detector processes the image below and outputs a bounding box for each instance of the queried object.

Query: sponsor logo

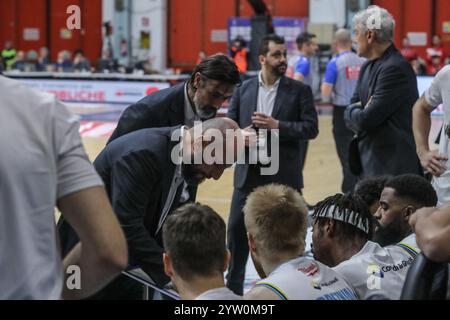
[298,262,320,277]
[366,263,383,290]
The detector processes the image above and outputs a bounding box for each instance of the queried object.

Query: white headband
[315,205,370,234]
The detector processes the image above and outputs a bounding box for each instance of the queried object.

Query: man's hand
[418,149,448,177]
[242,125,258,147]
[251,112,279,130]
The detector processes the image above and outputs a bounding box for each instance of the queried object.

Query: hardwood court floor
[82,115,342,222]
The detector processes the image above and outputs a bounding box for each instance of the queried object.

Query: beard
[372,217,406,247]
[193,95,217,120]
[181,163,206,186]
[270,62,287,77]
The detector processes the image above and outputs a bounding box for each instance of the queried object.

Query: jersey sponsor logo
[346,65,362,80]
[311,277,339,291]
[380,257,414,273]
[298,262,319,277]
[367,263,384,290]
[311,280,321,290]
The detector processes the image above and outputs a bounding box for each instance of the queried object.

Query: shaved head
[334,28,352,46]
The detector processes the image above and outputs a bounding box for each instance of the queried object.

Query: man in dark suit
[58,118,242,299]
[108,54,241,143]
[344,5,422,178]
[226,34,319,295]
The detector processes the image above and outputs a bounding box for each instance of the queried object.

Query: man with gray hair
[344,6,422,179]
[322,28,365,192]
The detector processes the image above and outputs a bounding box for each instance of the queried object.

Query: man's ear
[367,30,376,44]
[223,249,231,272]
[193,72,202,90]
[404,206,415,222]
[163,253,174,278]
[259,55,265,66]
[247,232,257,253]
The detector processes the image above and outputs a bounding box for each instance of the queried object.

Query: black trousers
[333,106,357,193]
[226,187,251,295]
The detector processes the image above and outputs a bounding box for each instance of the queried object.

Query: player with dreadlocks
[311,193,376,268]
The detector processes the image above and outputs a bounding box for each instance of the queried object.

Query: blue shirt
[295,55,313,87]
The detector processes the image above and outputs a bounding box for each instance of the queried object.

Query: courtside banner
[18,79,170,105]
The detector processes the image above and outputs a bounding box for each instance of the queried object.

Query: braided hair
[312,193,376,242]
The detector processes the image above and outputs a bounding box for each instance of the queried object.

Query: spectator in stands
[410,56,427,76]
[400,36,427,76]
[244,184,357,300]
[162,203,243,300]
[97,48,118,73]
[0,75,128,299]
[230,36,248,74]
[73,49,91,72]
[410,204,450,262]
[426,35,447,70]
[311,191,423,300]
[373,174,437,247]
[25,50,39,72]
[400,36,417,62]
[427,53,445,76]
[37,47,51,71]
[1,41,16,70]
[11,50,26,72]
[56,50,74,72]
[354,176,391,215]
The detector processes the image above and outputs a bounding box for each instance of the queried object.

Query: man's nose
[374,207,382,219]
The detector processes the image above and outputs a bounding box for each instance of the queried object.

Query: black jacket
[344,45,422,177]
[228,75,318,190]
[108,83,186,143]
[58,127,184,287]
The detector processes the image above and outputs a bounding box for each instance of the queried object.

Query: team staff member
[344,6,422,178]
[226,34,319,295]
[109,54,241,142]
[322,29,365,193]
[59,118,242,299]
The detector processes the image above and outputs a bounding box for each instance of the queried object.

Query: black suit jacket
[228,75,318,190]
[59,127,184,287]
[107,82,197,200]
[108,82,186,143]
[344,45,421,177]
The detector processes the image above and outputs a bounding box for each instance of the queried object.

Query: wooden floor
[82,115,343,222]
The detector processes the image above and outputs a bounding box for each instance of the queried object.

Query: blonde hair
[244,184,308,259]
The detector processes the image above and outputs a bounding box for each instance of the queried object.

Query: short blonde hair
[244,184,308,258]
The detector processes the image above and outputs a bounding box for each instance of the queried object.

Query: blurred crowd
[0,41,158,75]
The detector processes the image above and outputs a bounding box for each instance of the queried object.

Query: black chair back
[401,253,448,300]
